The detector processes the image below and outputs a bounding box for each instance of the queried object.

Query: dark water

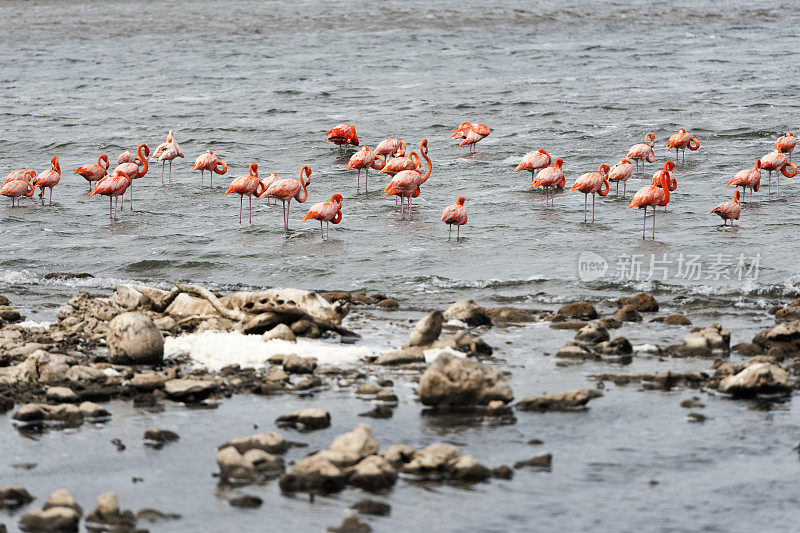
[2,0,800,531]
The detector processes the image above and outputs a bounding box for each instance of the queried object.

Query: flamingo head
[663,160,675,172]
[99,154,109,168]
[553,158,563,169]
[734,190,740,203]
[331,194,343,205]
[166,130,175,143]
[755,158,761,170]
[51,156,60,173]
[621,157,631,164]
[249,163,258,176]
[456,196,466,206]
[645,132,655,146]
[598,163,610,176]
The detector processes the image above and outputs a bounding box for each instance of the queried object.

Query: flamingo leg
[457,224,460,240]
[130,181,134,210]
[357,169,360,193]
[326,222,330,240]
[623,180,627,197]
[210,172,213,187]
[169,160,172,183]
[448,224,451,240]
[652,206,656,239]
[642,207,646,239]
[161,161,165,184]
[109,197,112,219]
[320,220,324,239]
[592,193,595,223]
[201,170,204,186]
[249,195,252,224]
[239,195,243,224]
[365,168,368,193]
[584,194,587,222]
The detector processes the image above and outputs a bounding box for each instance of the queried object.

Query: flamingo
[326,124,359,149]
[74,155,109,191]
[88,170,133,219]
[378,151,421,177]
[192,149,228,186]
[345,146,385,193]
[32,156,61,205]
[665,128,700,162]
[531,158,565,208]
[262,165,311,229]
[441,196,468,240]
[302,194,343,239]
[117,149,139,164]
[608,157,633,196]
[760,148,797,196]
[113,143,149,210]
[259,172,281,205]
[153,130,184,159]
[224,163,264,224]
[373,139,406,160]
[570,164,610,223]
[384,139,432,219]
[651,160,676,210]
[3,170,36,187]
[626,132,656,173]
[0,175,34,206]
[452,121,490,153]
[776,132,796,162]
[726,159,761,203]
[710,190,741,226]
[514,149,551,179]
[629,169,671,239]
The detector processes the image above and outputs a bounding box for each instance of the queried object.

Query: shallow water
[1,0,800,531]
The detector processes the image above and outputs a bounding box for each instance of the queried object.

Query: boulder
[46,387,80,403]
[445,454,490,482]
[281,355,317,374]
[351,499,391,516]
[418,353,513,407]
[516,389,602,411]
[374,348,425,365]
[514,453,552,469]
[0,486,34,508]
[316,424,380,467]
[242,449,284,475]
[775,305,800,322]
[400,443,461,480]
[486,307,537,323]
[42,489,82,517]
[574,323,609,344]
[222,288,348,325]
[682,323,730,355]
[107,312,164,365]
[407,311,443,347]
[617,293,659,312]
[19,507,80,532]
[163,378,218,402]
[381,444,416,467]
[112,285,153,311]
[443,299,492,327]
[164,293,217,318]
[753,320,800,351]
[262,324,296,342]
[229,495,262,508]
[130,373,165,391]
[663,314,691,326]
[327,516,372,533]
[78,402,111,420]
[143,428,180,447]
[276,408,331,430]
[279,454,347,493]
[220,432,288,454]
[12,403,83,427]
[717,363,791,397]
[555,342,596,360]
[85,492,136,529]
[594,337,633,355]
[613,305,642,322]
[290,319,321,338]
[556,302,597,320]
[216,446,258,483]
[376,299,399,309]
[347,455,398,490]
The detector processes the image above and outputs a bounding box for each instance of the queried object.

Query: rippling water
[2,1,800,531]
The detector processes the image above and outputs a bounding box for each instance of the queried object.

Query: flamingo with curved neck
[1,175,35,206]
[531,158,565,208]
[727,159,761,203]
[262,165,312,229]
[224,163,264,224]
[626,132,656,173]
[710,190,741,226]
[384,139,432,219]
[74,155,109,191]
[302,193,343,239]
[570,163,610,223]
[32,156,61,205]
[629,169,670,239]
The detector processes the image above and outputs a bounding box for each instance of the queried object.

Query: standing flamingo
[665,128,700,162]
[378,151,421,176]
[531,158,565,208]
[88,170,133,219]
[626,132,656,173]
[760,148,797,196]
[302,194,343,239]
[114,144,149,210]
[3,170,36,187]
[710,191,741,226]
[776,132,796,162]
[156,144,180,183]
[608,157,634,196]
[326,124,359,149]
[452,121,490,153]
[441,196,468,240]
[74,155,109,191]
[726,159,761,203]
[224,163,265,224]
[514,149,551,179]
[263,166,311,229]
[32,156,61,205]
[651,161,676,210]
[117,149,139,164]
[153,131,184,160]
[629,169,671,239]
[384,139,432,219]
[0,175,34,206]
[570,164,610,222]
[345,146,385,193]
[192,149,228,186]
[373,139,406,160]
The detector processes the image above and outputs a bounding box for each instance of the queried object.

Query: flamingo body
[710,191,741,225]
[441,196,467,240]
[32,156,61,204]
[326,124,358,147]
[302,194,343,239]
[514,149,551,175]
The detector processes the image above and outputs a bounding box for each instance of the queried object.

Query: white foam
[18,320,52,329]
[164,331,375,371]
[422,347,466,363]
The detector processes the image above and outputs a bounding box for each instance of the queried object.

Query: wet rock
[687,412,706,423]
[753,320,800,352]
[85,492,136,529]
[13,403,83,426]
[485,399,513,416]
[418,352,513,407]
[262,324,296,342]
[491,465,514,479]
[617,293,659,312]
[407,311,443,346]
[433,331,493,357]
[46,387,80,403]
[681,324,731,355]
[112,285,153,311]
[375,390,398,404]
[613,305,642,322]
[594,337,633,355]
[680,398,705,409]
[216,446,283,483]
[732,343,762,356]
[663,314,692,326]
[775,305,800,322]
[195,317,238,333]
[276,408,331,430]
[513,453,552,469]
[243,448,285,474]
[153,315,177,332]
[351,499,391,516]
[319,291,352,304]
[165,293,217,318]
[356,384,382,396]
[374,347,425,365]
[316,424,380,467]
[549,320,588,330]
[555,341,596,360]
[143,428,180,447]
[443,299,492,327]
[400,443,461,480]
[486,307,537,323]
[107,312,164,365]
[556,301,598,320]
[0,486,34,508]
[376,298,399,309]
[79,401,111,420]
[130,373,165,391]
[229,495,262,508]
[381,444,416,467]
[575,323,610,344]
[717,363,791,397]
[0,395,14,414]
[290,319,321,338]
[163,378,218,402]
[358,405,394,419]
[221,431,288,455]
[347,455,398,490]
[294,375,323,391]
[327,516,371,533]
[0,294,8,306]
[19,507,80,532]
[111,439,126,451]
[516,389,602,411]
[0,306,21,323]
[136,509,181,522]
[43,489,82,517]
[281,354,317,374]
[445,454,490,482]
[279,454,347,492]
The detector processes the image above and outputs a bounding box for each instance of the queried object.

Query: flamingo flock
[2,123,796,242]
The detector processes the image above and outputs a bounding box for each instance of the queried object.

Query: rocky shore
[1,284,798,532]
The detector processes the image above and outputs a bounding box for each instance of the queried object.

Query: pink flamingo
[608,157,633,196]
[710,190,741,226]
[117,149,139,164]
[378,151,421,177]
[3,170,36,187]
[262,166,311,229]
[384,139,432,219]
[760,148,797,196]
[531,158,565,208]
[88,170,133,219]
[441,196,468,240]
[32,156,61,205]
[514,149,551,179]
[0,174,34,206]
[776,132,796,162]
[570,164,610,222]
[74,155,109,191]
[326,124,359,149]
[726,159,761,203]
[626,132,656,173]
[345,146,385,193]
[651,161,676,210]
[114,144,149,210]
[302,194,343,239]
[224,163,265,224]
[373,139,406,160]
[629,169,671,239]
[665,128,700,162]
[192,149,227,186]
[452,121,490,153]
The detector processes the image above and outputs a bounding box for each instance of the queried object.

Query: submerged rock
[216,446,284,483]
[316,424,380,467]
[407,311,443,347]
[347,455,398,490]
[400,443,461,480]
[19,507,80,532]
[351,499,391,516]
[418,353,513,407]
[163,378,218,402]
[107,312,164,365]
[485,307,537,323]
[617,293,659,312]
[443,299,492,327]
[574,323,610,344]
[613,305,642,323]
[0,486,34,509]
[279,454,347,492]
[717,363,791,397]
[514,453,552,469]
[445,454,490,482]
[220,431,289,454]
[516,389,602,411]
[557,302,598,320]
[276,408,331,430]
[229,495,263,508]
[85,492,136,529]
[374,347,425,365]
[327,516,372,533]
[143,428,180,447]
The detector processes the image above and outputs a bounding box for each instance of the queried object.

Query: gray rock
[350,499,391,516]
[143,428,180,446]
[130,373,165,391]
[407,311,443,347]
[112,285,153,311]
[445,454,490,482]
[19,507,80,532]
[418,353,513,407]
[262,324,296,342]
[42,489,82,517]
[107,312,164,365]
[281,354,317,374]
[347,455,398,490]
[400,443,461,480]
[374,348,425,365]
[229,495,263,508]
[514,453,552,469]
[163,378,218,402]
[276,408,331,430]
[718,363,791,397]
[556,302,598,320]
[220,432,288,454]
[164,293,217,318]
[594,337,633,355]
[574,322,610,344]
[279,454,347,492]
[555,342,596,360]
[46,387,80,403]
[78,401,111,420]
[443,299,492,327]
[516,389,602,411]
[315,424,380,467]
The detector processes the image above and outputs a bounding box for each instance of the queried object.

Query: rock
[319,291,352,304]
[275,408,331,430]
[216,446,258,482]
[443,299,492,327]
[327,516,371,533]
[163,378,218,402]
[165,293,217,318]
[112,285,153,311]
[78,401,111,420]
[19,507,80,532]
[688,412,706,423]
[130,373,165,391]
[107,312,164,365]
[281,354,317,374]
[12,403,84,426]
[400,443,461,480]
[381,444,416,467]
[347,455,398,490]
[376,299,399,309]
[374,347,425,365]
[356,384,382,396]
[491,465,514,479]
[290,319,321,338]
[418,352,513,407]
[613,305,642,322]
[223,288,348,325]
[575,323,610,344]
[445,454,490,482]
[555,342,596,360]
[153,315,177,331]
[682,324,730,355]
[680,398,705,409]
[46,387,80,403]
[316,424,380,467]
[0,394,13,414]
[279,454,347,492]
[85,492,136,529]
[351,499,391,516]
[516,389,602,411]
[375,390,398,404]
[293,375,323,391]
[732,343,762,356]
[220,432,288,454]
[0,294,8,306]
[435,331,493,357]
[594,337,633,355]
[775,306,800,322]
[0,306,21,323]
[663,314,691,326]
[0,486,34,508]
[485,400,513,416]
[43,489,82,517]
[262,324,296,342]
[358,405,394,419]
[753,320,800,351]
[514,453,552,469]
[617,293,659,312]
[195,317,237,333]
[717,363,791,397]
[407,310,444,346]
[556,302,597,320]
[229,495,262,508]
[143,428,180,447]
[486,307,536,323]
[242,449,284,475]
[136,508,181,522]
